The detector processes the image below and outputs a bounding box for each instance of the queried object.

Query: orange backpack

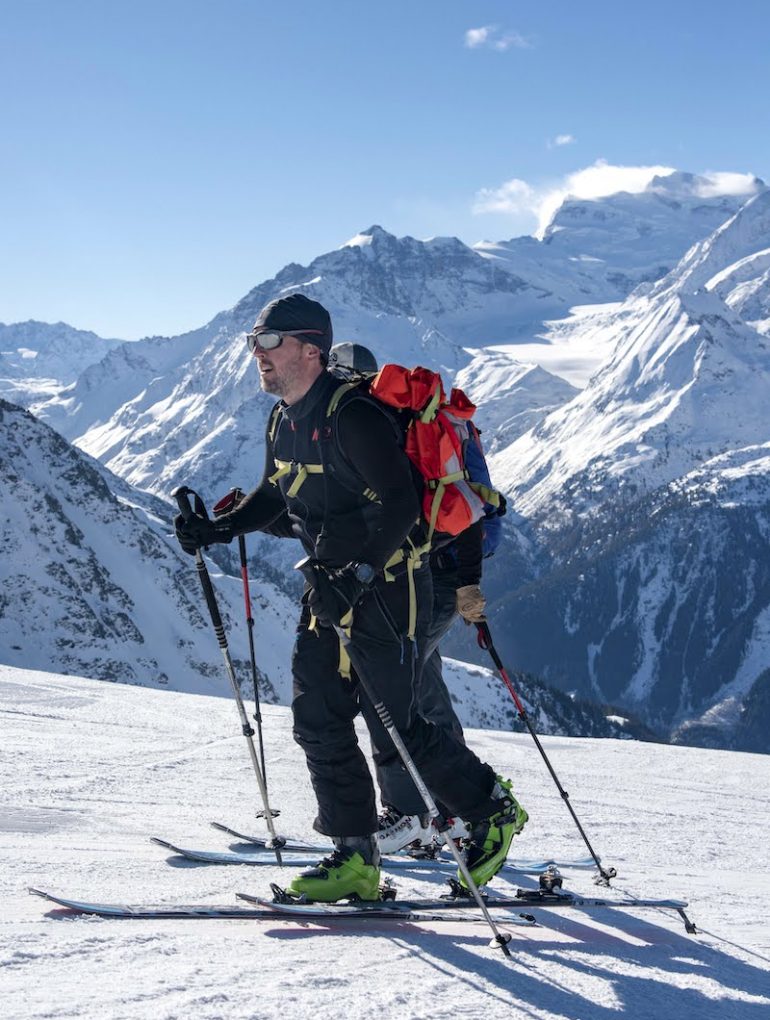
[367,364,487,542]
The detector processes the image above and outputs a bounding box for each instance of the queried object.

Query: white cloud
[554,134,576,147]
[464,25,530,50]
[472,178,537,216]
[694,171,761,198]
[473,160,677,236]
[472,161,763,238]
[560,160,676,200]
[465,26,492,48]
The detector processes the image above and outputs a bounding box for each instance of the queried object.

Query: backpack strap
[265,400,326,497]
[468,481,501,509]
[267,402,283,444]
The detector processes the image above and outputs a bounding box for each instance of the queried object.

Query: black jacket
[224,371,423,570]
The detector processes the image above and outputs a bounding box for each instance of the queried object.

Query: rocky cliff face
[0,399,295,702]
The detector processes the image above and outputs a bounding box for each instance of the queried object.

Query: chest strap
[268,460,324,498]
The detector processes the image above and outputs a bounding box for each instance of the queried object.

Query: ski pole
[297,557,514,956]
[212,488,269,792]
[174,486,284,863]
[476,620,616,886]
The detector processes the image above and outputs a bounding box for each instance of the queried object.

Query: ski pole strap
[213,487,246,518]
[173,484,210,523]
[476,622,503,670]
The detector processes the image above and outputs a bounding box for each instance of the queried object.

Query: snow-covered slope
[0,399,295,701]
[23,174,757,512]
[0,399,629,739]
[482,193,770,747]
[0,320,123,405]
[475,171,764,303]
[4,664,769,1020]
[3,169,769,753]
[455,352,580,452]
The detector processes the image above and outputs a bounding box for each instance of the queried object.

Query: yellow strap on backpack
[268,460,324,497]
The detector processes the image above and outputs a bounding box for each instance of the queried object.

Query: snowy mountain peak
[340,224,396,250]
[669,187,770,294]
[541,171,765,254]
[646,169,764,201]
[0,320,124,406]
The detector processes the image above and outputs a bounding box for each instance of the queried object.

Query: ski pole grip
[173,486,195,522]
[295,555,320,588]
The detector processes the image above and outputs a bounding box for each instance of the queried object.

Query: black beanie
[253,293,333,355]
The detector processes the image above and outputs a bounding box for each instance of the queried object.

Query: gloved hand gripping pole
[297,557,514,956]
[174,486,283,863]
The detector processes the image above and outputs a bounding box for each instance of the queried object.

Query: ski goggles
[246,328,327,353]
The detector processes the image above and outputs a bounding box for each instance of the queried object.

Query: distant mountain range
[0,399,625,739]
[1,168,768,751]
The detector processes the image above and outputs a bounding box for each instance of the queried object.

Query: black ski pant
[375,563,466,816]
[291,564,497,837]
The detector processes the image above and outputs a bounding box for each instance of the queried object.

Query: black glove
[174,512,234,556]
[308,564,369,628]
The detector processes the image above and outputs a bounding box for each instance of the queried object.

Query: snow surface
[3,664,769,1020]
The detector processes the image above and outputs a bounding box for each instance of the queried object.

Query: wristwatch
[352,562,377,587]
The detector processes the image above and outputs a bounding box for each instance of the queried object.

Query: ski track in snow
[1,663,769,1020]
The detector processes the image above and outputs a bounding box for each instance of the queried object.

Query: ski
[235,892,537,925]
[513,890,696,932]
[238,889,694,931]
[30,886,694,932]
[29,888,281,919]
[240,889,537,914]
[151,838,331,868]
[239,888,688,913]
[207,827,597,873]
[28,888,533,926]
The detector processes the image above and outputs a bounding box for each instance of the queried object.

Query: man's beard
[260,372,282,395]
[259,351,304,398]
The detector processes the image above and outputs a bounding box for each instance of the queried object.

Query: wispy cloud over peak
[464,26,531,51]
[474,160,682,236]
[693,171,761,198]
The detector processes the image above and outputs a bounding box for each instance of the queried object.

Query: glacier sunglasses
[246,328,327,353]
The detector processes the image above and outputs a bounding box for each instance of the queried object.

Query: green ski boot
[287,845,381,903]
[460,776,528,890]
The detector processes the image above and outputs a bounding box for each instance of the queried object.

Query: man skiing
[328,342,489,855]
[174,293,527,902]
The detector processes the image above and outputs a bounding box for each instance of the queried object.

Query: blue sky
[2,0,769,340]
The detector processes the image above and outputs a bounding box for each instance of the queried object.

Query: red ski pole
[476,621,616,886]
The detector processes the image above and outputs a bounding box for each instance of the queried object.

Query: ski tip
[150,837,177,851]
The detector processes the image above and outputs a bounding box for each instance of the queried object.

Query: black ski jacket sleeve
[217,413,288,537]
[452,518,483,587]
[335,399,421,570]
